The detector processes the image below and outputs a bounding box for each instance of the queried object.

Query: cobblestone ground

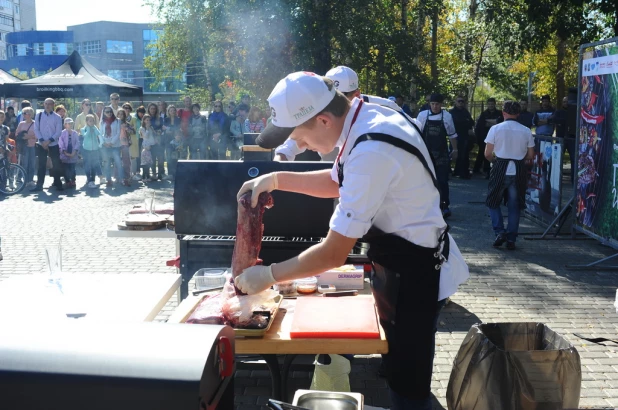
[1,171,618,409]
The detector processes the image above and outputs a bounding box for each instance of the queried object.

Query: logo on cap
[334,80,340,88]
[293,105,315,121]
[270,107,276,118]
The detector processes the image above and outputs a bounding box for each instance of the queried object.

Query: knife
[323,290,358,297]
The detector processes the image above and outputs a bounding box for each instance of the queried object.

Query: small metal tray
[293,390,363,410]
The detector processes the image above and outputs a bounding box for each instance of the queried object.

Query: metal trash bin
[447,322,581,410]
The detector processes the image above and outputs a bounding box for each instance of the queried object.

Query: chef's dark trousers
[35,144,62,188]
[453,138,469,177]
[435,162,450,209]
[473,140,490,174]
[371,254,441,408]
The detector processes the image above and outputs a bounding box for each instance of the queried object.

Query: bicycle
[0,143,26,195]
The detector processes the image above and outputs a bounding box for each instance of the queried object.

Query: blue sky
[37,0,156,31]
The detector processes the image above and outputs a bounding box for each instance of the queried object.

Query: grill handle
[218,336,234,378]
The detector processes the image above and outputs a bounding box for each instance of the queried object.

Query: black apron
[485,157,527,209]
[337,132,449,400]
[422,111,450,167]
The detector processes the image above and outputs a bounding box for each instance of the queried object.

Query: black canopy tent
[2,51,143,99]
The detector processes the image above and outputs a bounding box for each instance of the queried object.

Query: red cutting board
[290,296,380,339]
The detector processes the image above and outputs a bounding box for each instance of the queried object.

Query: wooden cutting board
[290,296,380,339]
[124,214,169,227]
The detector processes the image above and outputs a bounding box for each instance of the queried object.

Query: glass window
[74,43,81,54]
[142,29,162,41]
[82,40,101,54]
[106,40,133,54]
[32,43,72,56]
[0,0,11,9]
[14,5,19,15]
[16,44,27,56]
[107,70,135,84]
[144,69,186,93]
[0,13,14,26]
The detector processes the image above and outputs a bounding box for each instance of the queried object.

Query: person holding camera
[15,107,36,187]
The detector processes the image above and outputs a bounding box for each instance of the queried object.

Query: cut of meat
[185,294,225,324]
[231,191,274,279]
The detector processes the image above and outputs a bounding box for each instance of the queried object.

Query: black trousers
[564,137,575,184]
[35,144,63,188]
[473,140,490,173]
[453,138,469,177]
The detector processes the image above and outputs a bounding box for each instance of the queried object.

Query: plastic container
[296,276,318,295]
[274,280,297,296]
[194,268,227,290]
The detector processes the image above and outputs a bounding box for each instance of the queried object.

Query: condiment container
[194,268,227,290]
[274,280,297,296]
[295,276,318,295]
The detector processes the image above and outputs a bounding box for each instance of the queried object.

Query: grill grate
[179,235,324,243]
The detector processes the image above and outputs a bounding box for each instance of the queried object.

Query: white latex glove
[237,172,279,208]
[235,265,276,295]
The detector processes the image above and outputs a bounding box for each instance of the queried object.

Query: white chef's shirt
[416,109,458,139]
[329,99,469,300]
[274,94,403,161]
[485,119,535,175]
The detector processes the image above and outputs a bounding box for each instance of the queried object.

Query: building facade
[0,0,37,60]
[1,30,72,75]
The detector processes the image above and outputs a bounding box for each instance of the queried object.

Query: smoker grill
[174,160,336,298]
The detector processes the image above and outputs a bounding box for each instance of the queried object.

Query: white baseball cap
[256,71,336,149]
[324,66,359,93]
[64,117,74,124]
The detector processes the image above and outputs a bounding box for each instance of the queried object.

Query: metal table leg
[261,354,282,400]
[280,354,298,402]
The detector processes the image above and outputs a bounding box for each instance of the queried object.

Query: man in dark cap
[449,96,475,179]
[417,93,459,218]
[474,97,503,178]
[484,101,535,250]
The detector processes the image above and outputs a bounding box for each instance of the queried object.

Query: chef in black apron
[236,72,469,410]
[416,93,458,219]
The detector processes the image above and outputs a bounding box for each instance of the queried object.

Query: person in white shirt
[416,94,458,218]
[237,72,469,410]
[267,65,403,162]
[484,101,535,250]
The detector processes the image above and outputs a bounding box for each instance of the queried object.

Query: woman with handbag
[15,107,36,187]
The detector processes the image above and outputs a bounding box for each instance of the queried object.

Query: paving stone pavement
[1,172,618,409]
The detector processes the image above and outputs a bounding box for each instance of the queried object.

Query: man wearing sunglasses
[108,93,121,116]
[449,97,474,179]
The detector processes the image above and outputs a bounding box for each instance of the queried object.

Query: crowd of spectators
[3,92,267,193]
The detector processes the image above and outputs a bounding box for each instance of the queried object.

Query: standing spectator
[75,99,99,138]
[553,96,575,183]
[109,93,121,116]
[4,106,18,137]
[31,98,63,192]
[80,114,102,189]
[117,109,134,186]
[245,107,265,133]
[59,118,80,189]
[139,114,156,182]
[449,96,475,179]
[158,101,168,122]
[15,107,36,187]
[417,93,459,218]
[0,112,13,164]
[229,103,248,160]
[95,101,105,119]
[474,97,503,178]
[189,103,208,159]
[485,101,535,250]
[16,100,31,124]
[147,103,165,179]
[163,105,181,180]
[177,96,193,139]
[99,107,121,186]
[55,105,67,121]
[533,95,555,136]
[419,94,431,113]
[123,103,141,180]
[227,101,237,116]
[517,99,534,129]
[395,94,413,116]
[134,106,146,180]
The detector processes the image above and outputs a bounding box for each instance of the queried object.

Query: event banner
[525,136,563,224]
[576,40,618,240]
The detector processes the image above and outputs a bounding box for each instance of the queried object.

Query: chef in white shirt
[416,93,458,219]
[264,65,403,162]
[236,72,469,410]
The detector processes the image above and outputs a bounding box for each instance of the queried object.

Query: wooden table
[107,225,178,239]
[0,273,182,323]
[168,285,387,400]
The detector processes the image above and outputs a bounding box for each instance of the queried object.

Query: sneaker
[493,233,506,247]
[87,181,97,189]
[506,241,516,250]
[29,185,43,192]
[163,175,174,181]
[442,208,452,219]
[26,181,36,187]
[100,177,107,184]
[131,175,141,181]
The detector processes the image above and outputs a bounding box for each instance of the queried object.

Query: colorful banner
[576,40,618,240]
[525,136,563,224]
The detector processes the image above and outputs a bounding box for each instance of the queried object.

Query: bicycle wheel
[0,163,26,195]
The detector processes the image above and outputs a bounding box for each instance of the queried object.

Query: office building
[0,0,37,60]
